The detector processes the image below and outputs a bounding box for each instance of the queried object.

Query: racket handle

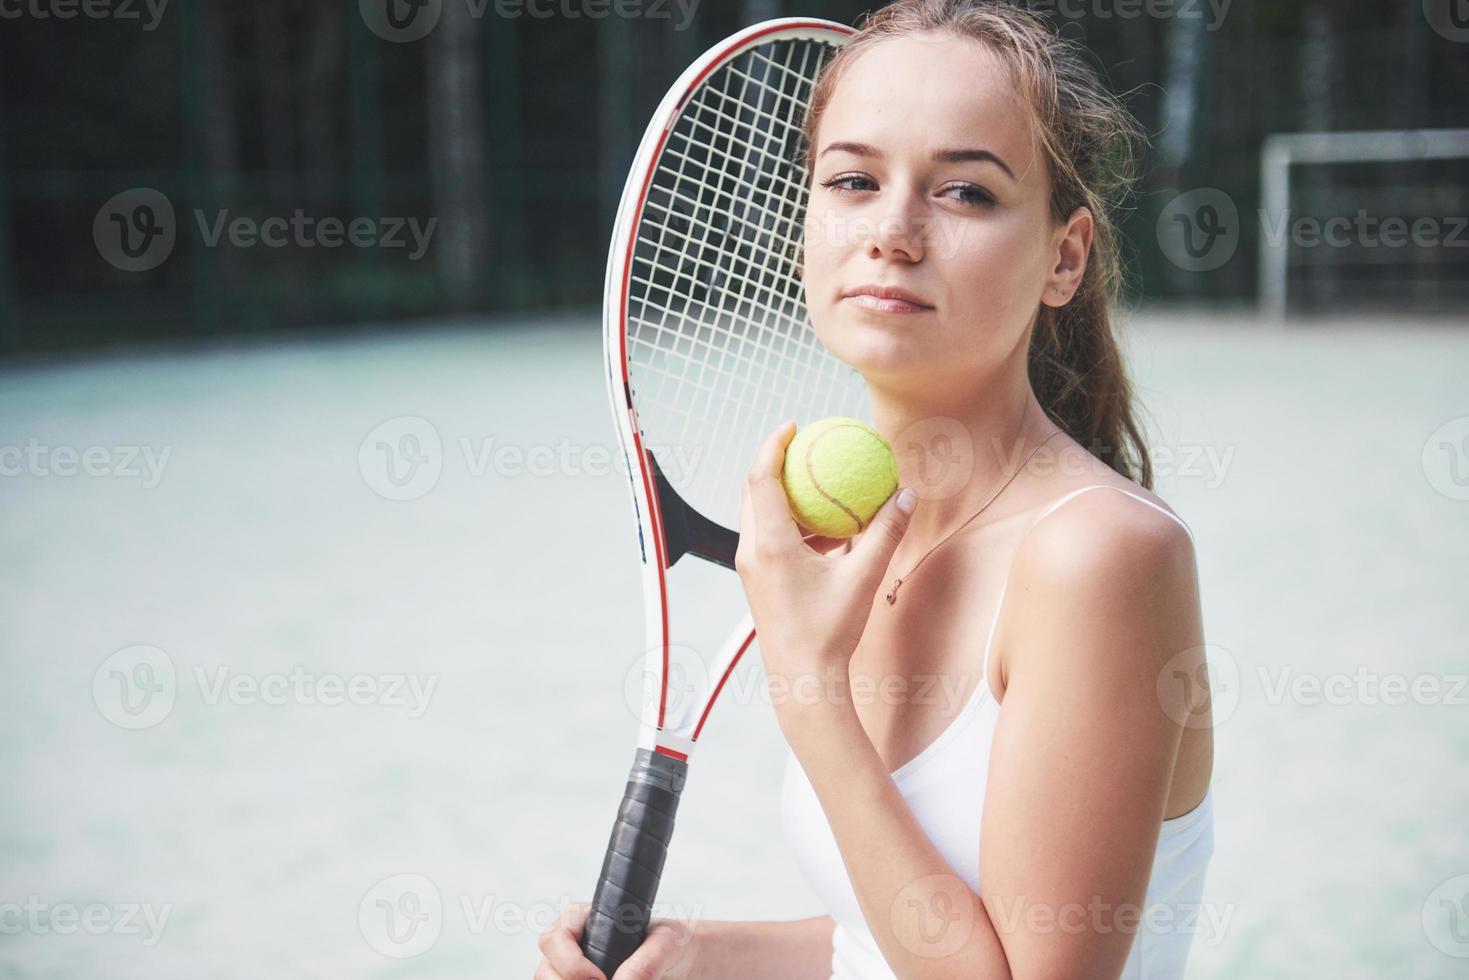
[580,747,688,978]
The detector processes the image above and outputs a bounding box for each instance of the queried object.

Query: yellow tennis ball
[781,417,899,538]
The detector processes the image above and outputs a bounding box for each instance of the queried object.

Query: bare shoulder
[1020,478,1194,584]
[994,480,1201,690]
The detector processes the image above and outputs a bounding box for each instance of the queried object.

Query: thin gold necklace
[885,426,1065,606]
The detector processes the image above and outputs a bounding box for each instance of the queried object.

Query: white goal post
[1258,128,1469,321]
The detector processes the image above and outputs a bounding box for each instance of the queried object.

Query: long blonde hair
[803,0,1153,487]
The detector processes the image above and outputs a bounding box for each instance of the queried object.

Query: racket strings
[652,41,825,383]
[643,45,823,487]
[634,43,816,430]
[627,36,870,526]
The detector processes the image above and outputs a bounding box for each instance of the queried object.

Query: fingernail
[896,488,916,514]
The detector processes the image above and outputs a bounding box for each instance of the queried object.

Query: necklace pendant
[885,578,902,605]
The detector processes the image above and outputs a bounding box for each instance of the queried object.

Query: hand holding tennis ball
[781,417,900,538]
[738,419,915,685]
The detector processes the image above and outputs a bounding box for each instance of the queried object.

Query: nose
[863,189,925,264]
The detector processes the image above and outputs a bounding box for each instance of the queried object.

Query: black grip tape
[580,748,688,978]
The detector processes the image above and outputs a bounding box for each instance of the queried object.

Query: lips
[841,285,934,313]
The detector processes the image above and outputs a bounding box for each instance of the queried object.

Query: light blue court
[1,313,1466,978]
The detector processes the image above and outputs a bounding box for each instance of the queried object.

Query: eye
[941,182,996,207]
[818,172,876,194]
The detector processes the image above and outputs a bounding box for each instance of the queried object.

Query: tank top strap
[1029,483,1193,540]
[980,485,1194,673]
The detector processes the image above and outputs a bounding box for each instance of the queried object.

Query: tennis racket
[578,18,871,978]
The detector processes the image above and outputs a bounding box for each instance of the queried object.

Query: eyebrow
[817,140,1015,180]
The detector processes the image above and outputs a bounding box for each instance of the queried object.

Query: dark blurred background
[1,0,1466,359]
[3,6,1468,978]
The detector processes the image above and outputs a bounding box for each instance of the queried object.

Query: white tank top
[780,484,1215,980]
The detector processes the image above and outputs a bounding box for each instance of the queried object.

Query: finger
[739,475,753,535]
[539,905,606,980]
[611,920,692,980]
[849,487,916,572]
[610,933,670,980]
[801,532,850,556]
[539,929,606,980]
[555,902,591,940]
[744,421,804,552]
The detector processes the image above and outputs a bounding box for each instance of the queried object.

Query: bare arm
[733,424,1203,978]
[778,498,1201,980]
[977,498,1203,978]
[684,916,834,980]
[536,908,832,980]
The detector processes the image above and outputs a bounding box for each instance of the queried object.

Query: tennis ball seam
[804,422,889,535]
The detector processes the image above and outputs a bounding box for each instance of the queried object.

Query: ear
[1042,206,1093,307]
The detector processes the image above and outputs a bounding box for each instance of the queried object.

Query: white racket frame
[602,18,855,763]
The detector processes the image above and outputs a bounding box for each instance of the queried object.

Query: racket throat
[647,449,740,570]
[653,731,696,762]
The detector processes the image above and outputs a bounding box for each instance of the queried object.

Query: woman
[538,1,1215,977]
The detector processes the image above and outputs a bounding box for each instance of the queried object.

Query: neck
[866,364,1059,551]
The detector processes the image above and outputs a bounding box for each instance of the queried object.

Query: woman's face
[803,33,1082,386]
